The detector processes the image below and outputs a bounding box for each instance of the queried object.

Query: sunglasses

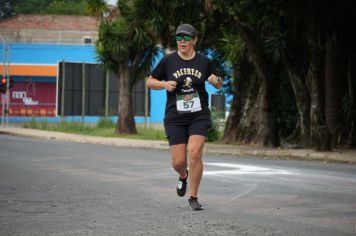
[176,35,193,41]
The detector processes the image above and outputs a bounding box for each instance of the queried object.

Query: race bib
[176,92,202,113]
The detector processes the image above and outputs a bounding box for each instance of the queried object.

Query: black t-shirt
[151,52,216,125]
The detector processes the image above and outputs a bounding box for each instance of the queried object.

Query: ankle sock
[180,169,188,180]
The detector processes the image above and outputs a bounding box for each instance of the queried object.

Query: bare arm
[146,76,177,92]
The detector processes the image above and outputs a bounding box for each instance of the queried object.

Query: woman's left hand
[207,74,222,88]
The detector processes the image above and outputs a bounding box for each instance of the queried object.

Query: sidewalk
[1,127,355,164]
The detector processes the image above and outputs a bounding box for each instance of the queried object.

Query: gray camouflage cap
[176,24,198,37]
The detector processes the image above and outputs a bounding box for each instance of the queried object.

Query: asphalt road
[1,135,356,236]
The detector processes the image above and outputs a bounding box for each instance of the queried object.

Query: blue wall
[2,43,97,64]
[8,116,146,124]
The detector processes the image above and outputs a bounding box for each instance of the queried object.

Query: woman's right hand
[165,81,177,92]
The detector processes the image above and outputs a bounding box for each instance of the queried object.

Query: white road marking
[233,182,259,199]
[204,162,295,176]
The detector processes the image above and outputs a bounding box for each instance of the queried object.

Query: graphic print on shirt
[175,69,202,113]
[173,68,202,79]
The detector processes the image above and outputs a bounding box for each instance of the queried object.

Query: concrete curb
[1,127,355,164]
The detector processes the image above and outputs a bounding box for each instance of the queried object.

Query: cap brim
[176,30,194,36]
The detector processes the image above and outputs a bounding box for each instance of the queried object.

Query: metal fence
[57,61,146,117]
[211,94,226,119]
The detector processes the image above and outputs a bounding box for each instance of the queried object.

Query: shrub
[97,117,115,129]
[207,111,222,142]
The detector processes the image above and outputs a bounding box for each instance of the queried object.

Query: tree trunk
[234,20,279,147]
[307,42,331,151]
[222,67,240,143]
[116,65,137,134]
[282,55,311,146]
[255,77,278,146]
[222,60,259,144]
[324,30,342,147]
[222,56,263,145]
[347,59,356,147]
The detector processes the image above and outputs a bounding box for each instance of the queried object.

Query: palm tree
[134,0,208,50]
[96,1,157,134]
[86,0,108,22]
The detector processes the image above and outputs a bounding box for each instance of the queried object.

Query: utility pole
[5,42,10,127]
[0,34,10,128]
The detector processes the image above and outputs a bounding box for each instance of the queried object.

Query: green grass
[22,118,166,141]
[21,116,223,142]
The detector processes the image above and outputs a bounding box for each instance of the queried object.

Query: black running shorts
[165,119,211,146]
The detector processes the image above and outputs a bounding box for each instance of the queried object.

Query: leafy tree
[204,0,282,147]
[203,0,355,150]
[9,0,87,15]
[133,0,211,50]
[95,0,355,149]
[275,0,355,149]
[86,0,108,21]
[46,0,87,15]
[0,1,15,19]
[95,0,157,134]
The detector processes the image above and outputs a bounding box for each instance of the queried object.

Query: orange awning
[0,64,57,77]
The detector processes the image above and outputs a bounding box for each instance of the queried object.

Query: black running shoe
[188,196,203,211]
[176,170,188,197]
